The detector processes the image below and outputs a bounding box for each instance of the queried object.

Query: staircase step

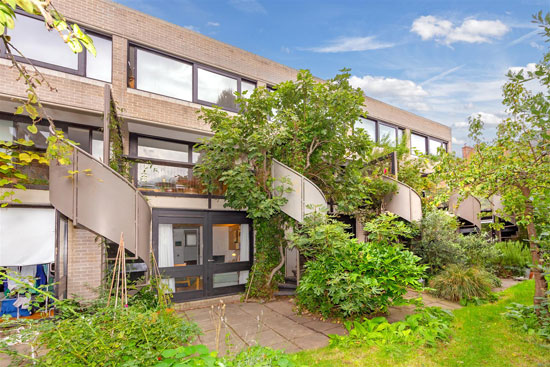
[274,290,295,297]
[278,282,297,290]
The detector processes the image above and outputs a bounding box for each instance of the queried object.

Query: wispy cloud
[411,15,509,45]
[421,64,465,86]
[301,36,394,53]
[507,29,538,47]
[350,75,429,111]
[228,0,266,14]
[207,21,220,27]
[530,41,545,51]
[184,25,200,33]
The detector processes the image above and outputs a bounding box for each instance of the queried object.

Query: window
[132,135,205,195]
[355,117,376,140]
[197,68,238,109]
[241,80,256,98]
[137,137,189,162]
[128,44,257,112]
[86,34,112,82]
[410,133,427,155]
[91,131,104,162]
[134,48,192,101]
[397,128,404,143]
[3,14,112,82]
[378,123,397,146]
[429,138,447,155]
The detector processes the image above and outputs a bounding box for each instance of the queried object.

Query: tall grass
[429,265,500,302]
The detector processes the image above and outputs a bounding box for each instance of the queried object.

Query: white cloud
[281,46,290,54]
[507,29,538,47]
[470,112,502,126]
[530,41,545,51]
[350,75,429,111]
[411,15,509,45]
[508,62,537,74]
[207,21,220,27]
[453,121,469,128]
[228,0,266,14]
[184,25,200,33]
[452,136,466,145]
[302,36,394,53]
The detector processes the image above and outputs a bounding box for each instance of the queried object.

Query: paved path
[181,300,346,354]
[180,278,521,354]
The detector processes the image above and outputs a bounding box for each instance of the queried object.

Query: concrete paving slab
[292,332,330,350]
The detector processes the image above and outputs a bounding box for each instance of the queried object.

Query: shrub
[459,233,501,271]
[294,214,426,318]
[429,265,499,303]
[330,307,454,350]
[411,210,466,274]
[225,346,296,367]
[493,241,531,276]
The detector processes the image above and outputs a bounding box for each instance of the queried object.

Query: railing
[49,142,152,265]
[271,159,327,223]
[449,193,481,229]
[382,175,423,222]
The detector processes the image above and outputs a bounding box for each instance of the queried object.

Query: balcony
[382,175,423,222]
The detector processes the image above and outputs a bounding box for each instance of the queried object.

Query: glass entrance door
[153,210,253,302]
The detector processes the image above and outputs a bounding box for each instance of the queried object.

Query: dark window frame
[129,133,222,198]
[0,11,113,82]
[377,121,399,146]
[128,43,257,113]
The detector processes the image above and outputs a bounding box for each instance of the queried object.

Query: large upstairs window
[1,14,112,82]
[410,133,427,155]
[133,49,193,101]
[378,123,397,146]
[354,117,376,141]
[128,45,256,112]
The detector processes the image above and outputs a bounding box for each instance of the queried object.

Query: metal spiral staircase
[49,86,152,266]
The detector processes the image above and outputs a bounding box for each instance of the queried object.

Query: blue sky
[116,0,549,155]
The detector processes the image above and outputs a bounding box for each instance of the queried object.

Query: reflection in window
[212,224,250,264]
[9,15,78,70]
[355,117,376,140]
[137,164,190,192]
[136,49,192,101]
[379,124,397,146]
[16,122,51,150]
[86,35,112,82]
[197,68,238,109]
[213,271,249,288]
[397,129,404,143]
[411,133,427,155]
[241,80,256,98]
[158,223,204,293]
[0,120,15,142]
[91,131,104,162]
[429,139,446,155]
[137,137,189,162]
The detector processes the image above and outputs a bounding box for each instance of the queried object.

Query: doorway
[152,209,253,302]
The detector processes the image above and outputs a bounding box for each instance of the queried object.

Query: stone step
[278,282,297,290]
[274,290,295,297]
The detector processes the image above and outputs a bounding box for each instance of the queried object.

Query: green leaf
[15,105,24,115]
[26,124,37,134]
[16,0,34,13]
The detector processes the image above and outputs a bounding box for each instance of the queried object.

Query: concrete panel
[383,176,422,222]
[449,194,482,229]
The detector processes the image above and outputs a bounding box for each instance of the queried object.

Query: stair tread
[274,290,296,296]
[278,283,297,289]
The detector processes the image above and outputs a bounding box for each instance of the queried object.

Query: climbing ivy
[107,100,133,181]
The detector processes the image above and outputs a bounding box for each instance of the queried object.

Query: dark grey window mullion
[192,63,198,104]
[78,50,86,77]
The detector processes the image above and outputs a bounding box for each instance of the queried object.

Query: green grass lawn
[293,280,550,367]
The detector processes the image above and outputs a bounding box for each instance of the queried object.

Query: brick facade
[66,223,104,300]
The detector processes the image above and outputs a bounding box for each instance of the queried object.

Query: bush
[294,214,426,318]
[429,265,499,303]
[330,307,454,350]
[411,210,466,274]
[493,241,531,276]
[459,233,501,271]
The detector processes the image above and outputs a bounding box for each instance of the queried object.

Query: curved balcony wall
[382,175,423,222]
[271,159,327,223]
[49,142,152,265]
[449,193,481,229]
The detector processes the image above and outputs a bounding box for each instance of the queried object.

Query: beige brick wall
[66,222,104,300]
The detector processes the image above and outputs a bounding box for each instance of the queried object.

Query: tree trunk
[523,194,548,316]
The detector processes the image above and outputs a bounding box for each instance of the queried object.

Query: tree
[195,69,395,296]
[437,12,550,315]
[0,0,96,204]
